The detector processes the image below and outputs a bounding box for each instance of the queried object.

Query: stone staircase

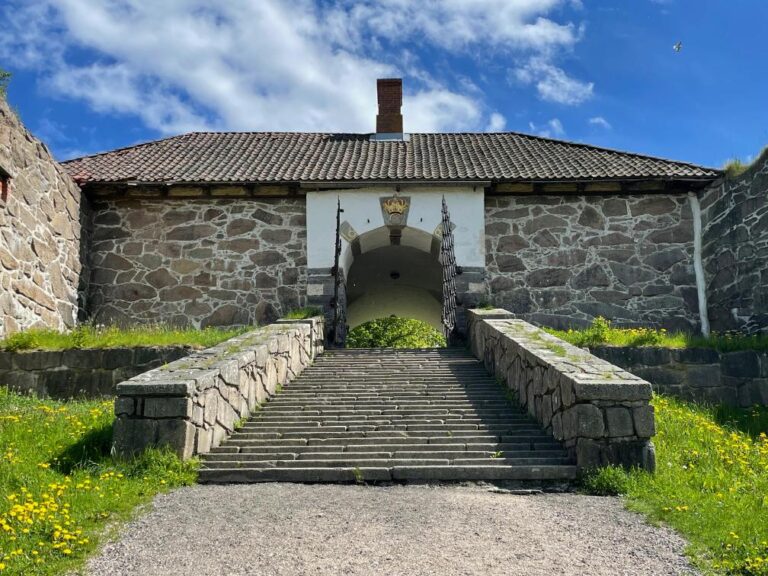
[199,348,577,484]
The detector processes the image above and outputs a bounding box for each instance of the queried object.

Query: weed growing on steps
[580,395,768,574]
[352,467,364,484]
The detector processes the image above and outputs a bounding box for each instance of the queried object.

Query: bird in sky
[673,41,683,52]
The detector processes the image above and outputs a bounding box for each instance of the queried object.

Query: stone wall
[87,198,307,327]
[0,346,190,399]
[701,150,768,334]
[591,346,768,407]
[484,194,698,331]
[0,98,86,338]
[468,309,656,471]
[113,317,324,459]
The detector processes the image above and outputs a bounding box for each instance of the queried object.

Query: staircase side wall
[467,308,656,471]
[112,316,324,459]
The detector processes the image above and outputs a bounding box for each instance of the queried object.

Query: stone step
[225,435,560,447]
[198,465,578,484]
[203,449,569,462]
[225,442,563,454]
[201,456,571,469]
[247,415,532,424]
[242,419,534,429]
[230,428,546,441]
[201,348,574,484]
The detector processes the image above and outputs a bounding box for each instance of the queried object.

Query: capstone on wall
[700,151,768,334]
[87,198,306,327]
[0,98,86,338]
[484,193,699,331]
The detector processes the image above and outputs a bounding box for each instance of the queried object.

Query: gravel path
[86,484,696,576]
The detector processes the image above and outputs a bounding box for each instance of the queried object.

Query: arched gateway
[305,187,487,344]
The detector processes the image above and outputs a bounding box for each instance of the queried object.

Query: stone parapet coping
[113,316,324,459]
[467,309,656,471]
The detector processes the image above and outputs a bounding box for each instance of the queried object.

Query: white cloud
[1,0,590,138]
[485,113,507,132]
[588,116,612,129]
[528,118,565,138]
[513,57,593,105]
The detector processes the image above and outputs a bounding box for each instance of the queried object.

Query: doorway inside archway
[346,235,442,331]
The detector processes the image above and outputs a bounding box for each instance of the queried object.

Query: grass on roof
[0,325,250,352]
[544,317,768,353]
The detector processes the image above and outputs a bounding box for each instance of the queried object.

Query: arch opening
[345,226,443,331]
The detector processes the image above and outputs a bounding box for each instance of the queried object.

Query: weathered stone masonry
[468,309,656,471]
[0,99,86,338]
[86,197,307,328]
[485,193,699,331]
[700,149,768,334]
[113,317,323,459]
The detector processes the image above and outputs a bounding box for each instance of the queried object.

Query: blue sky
[1,0,766,168]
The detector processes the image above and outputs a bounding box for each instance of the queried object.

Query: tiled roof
[62,132,720,185]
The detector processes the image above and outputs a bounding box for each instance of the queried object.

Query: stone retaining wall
[0,98,86,338]
[484,193,699,332]
[701,150,768,334]
[113,317,324,459]
[0,346,190,399]
[468,308,655,471]
[591,346,768,407]
[86,197,307,328]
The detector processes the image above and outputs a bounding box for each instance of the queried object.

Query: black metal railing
[440,196,458,345]
[330,197,347,347]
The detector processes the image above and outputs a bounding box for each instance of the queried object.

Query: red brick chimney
[376,78,403,134]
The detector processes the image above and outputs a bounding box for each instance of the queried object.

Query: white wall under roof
[306,186,485,270]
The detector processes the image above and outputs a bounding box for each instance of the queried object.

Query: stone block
[738,379,768,406]
[115,379,196,397]
[685,364,722,388]
[195,426,213,454]
[722,351,761,378]
[143,398,193,419]
[673,348,720,364]
[574,438,604,469]
[572,381,652,402]
[113,417,158,457]
[13,351,63,371]
[62,349,103,370]
[114,397,135,416]
[101,348,135,370]
[632,405,656,437]
[605,407,634,437]
[572,404,605,439]
[156,419,196,459]
[203,390,219,425]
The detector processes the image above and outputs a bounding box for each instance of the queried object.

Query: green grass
[283,307,322,320]
[546,317,768,353]
[0,388,197,575]
[0,325,250,352]
[582,396,768,575]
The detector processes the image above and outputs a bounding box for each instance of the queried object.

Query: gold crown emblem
[382,196,408,216]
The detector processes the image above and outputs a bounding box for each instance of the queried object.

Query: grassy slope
[545,318,768,352]
[0,389,197,575]
[604,397,768,575]
[0,325,249,352]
